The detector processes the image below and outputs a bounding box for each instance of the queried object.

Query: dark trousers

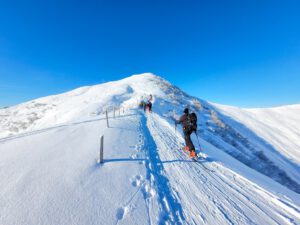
[144,102,152,112]
[184,129,195,151]
[148,102,152,111]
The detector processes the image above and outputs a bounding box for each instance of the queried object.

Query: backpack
[186,112,197,132]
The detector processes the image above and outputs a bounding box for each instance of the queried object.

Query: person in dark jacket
[176,108,198,158]
[144,94,153,112]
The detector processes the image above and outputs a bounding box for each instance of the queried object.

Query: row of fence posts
[99,106,128,165]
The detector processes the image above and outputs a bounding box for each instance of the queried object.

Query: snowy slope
[145,112,300,224]
[1,73,300,225]
[210,103,300,193]
[213,103,300,165]
[0,77,138,138]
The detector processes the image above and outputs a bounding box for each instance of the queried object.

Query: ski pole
[174,121,180,149]
[195,132,203,152]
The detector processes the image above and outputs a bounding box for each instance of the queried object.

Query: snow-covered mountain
[213,103,300,165]
[212,103,300,191]
[1,73,299,225]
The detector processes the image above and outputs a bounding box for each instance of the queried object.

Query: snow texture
[1,73,300,225]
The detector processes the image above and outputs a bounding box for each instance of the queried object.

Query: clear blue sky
[0,0,299,108]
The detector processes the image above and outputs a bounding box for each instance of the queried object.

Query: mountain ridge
[1,73,300,193]
[1,73,300,224]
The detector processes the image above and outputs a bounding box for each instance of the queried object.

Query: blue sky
[0,0,299,108]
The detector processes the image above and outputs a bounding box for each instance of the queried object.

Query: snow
[212,103,300,165]
[0,110,150,225]
[1,73,300,224]
[145,112,300,224]
[212,103,300,189]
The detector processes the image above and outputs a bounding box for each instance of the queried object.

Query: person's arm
[176,115,184,124]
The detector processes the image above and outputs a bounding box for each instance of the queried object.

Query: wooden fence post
[106,110,109,128]
[99,135,104,164]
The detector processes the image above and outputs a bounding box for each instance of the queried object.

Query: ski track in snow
[145,112,300,225]
[139,113,186,225]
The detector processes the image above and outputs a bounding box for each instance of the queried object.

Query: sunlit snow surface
[1,73,299,225]
[213,103,300,165]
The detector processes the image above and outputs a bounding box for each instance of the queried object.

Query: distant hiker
[176,108,198,159]
[144,94,153,112]
[148,94,153,111]
[148,94,153,102]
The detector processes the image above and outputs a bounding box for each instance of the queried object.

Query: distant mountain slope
[208,103,300,193]
[213,103,300,164]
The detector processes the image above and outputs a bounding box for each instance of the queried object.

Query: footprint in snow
[142,184,156,199]
[135,175,142,180]
[138,138,143,144]
[132,179,141,187]
[116,207,127,220]
[131,175,143,187]
[134,144,141,151]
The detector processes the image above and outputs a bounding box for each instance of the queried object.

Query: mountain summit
[1,73,300,225]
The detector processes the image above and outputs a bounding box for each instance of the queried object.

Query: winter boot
[190,150,198,160]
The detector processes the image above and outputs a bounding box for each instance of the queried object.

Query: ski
[180,147,215,172]
[180,147,199,161]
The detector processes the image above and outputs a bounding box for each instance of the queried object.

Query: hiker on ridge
[176,108,198,159]
[144,94,153,112]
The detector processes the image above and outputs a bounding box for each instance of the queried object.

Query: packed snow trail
[139,114,186,224]
[144,112,300,225]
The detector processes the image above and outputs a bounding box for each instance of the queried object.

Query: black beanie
[184,108,189,114]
